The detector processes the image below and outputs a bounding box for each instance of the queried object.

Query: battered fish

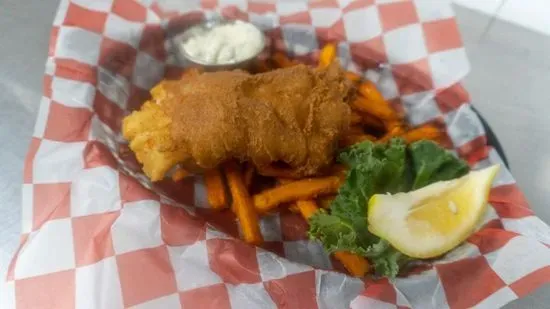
[122,62,353,181]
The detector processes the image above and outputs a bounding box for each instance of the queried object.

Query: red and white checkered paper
[3,0,550,308]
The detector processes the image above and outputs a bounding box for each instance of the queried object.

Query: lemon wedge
[367,165,500,259]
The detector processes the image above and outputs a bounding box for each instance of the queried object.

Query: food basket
[3,1,550,308]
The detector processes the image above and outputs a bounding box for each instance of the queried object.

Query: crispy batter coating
[122,62,352,181]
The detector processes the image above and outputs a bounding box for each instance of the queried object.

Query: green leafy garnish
[409,141,470,189]
[308,138,469,278]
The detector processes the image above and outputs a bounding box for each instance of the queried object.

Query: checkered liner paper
[3,0,550,308]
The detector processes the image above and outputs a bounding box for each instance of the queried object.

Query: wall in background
[454,0,550,36]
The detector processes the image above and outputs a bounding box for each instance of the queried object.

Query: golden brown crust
[123,62,352,181]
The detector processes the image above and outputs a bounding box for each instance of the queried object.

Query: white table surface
[0,1,548,307]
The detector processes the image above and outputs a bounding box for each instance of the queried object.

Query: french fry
[273,52,297,68]
[402,124,442,143]
[358,80,389,105]
[296,200,319,219]
[294,199,370,277]
[253,177,342,213]
[171,167,190,182]
[319,43,337,68]
[359,112,386,132]
[351,96,398,121]
[204,168,228,210]
[378,126,405,143]
[278,179,309,214]
[345,71,362,83]
[334,251,370,277]
[384,119,404,131]
[350,111,363,125]
[230,163,255,214]
[354,80,403,120]
[289,204,300,213]
[224,162,264,245]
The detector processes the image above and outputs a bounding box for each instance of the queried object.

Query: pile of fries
[172,44,443,277]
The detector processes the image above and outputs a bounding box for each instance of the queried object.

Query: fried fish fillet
[122,62,353,181]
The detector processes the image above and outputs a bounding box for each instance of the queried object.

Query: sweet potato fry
[402,124,442,143]
[279,179,314,215]
[334,251,370,277]
[171,167,190,182]
[296,200,319,220]
[351,96,398,121]
[273,52,297,68]
[319,43,337,68]
[294,199,369,277]
[378,126,405,143]
[384,119,404,131]
[253,177,342,213]
[289,204,300,213]
[204,168,228,209]
[359,112,386,132]
[224,162,263,245]
[345,71,362,83]
[358,80,387,105]
[230,163,256,214]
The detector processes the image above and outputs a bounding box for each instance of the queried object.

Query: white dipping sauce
[182,21,264,65]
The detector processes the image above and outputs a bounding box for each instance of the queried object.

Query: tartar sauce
[182,20,264,65]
